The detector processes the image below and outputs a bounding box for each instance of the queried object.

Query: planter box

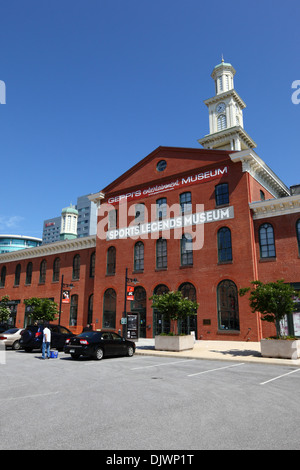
[155,335,194,352]
[260,339,300,359]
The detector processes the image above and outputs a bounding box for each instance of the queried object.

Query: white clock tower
[198,58,256,151]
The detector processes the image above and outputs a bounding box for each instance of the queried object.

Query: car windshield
[3,328,19,334]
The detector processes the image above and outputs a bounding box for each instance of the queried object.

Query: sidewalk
[134,338,300,366]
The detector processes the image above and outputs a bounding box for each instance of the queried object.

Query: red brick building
[0,236,96,335]
[1,60,299,341]
[0,145,299,340]
[89,146,300,341]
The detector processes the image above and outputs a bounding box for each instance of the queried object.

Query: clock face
[216,102,225,113]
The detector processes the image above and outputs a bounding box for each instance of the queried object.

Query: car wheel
[70,353,80,360]
[127,346,134,357]
[94,347,104,360]
[12,340,21,350]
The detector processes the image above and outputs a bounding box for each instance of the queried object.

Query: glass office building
[0,235,42,253]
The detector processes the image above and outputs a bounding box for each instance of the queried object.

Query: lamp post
[123,268,138,338]
[59,274,74,325]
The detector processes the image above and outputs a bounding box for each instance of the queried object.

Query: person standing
[42,324,51,359]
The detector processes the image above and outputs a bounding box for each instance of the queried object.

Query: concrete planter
[260,339,300,359]
[155,335,194,352]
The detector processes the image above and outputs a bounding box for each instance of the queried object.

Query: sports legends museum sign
[106,206,234,240]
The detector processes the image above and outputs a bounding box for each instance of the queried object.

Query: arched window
[106,246,116,275]
[88,294,93,325]
[217,280,240,331]
[296,219,300,255]
[14,264,21,286]
[178,282,197,336]
[135,203,145,222]
[72,254,80,280]
[180,192,192,214]
[259,223,276,258]
[26,262,33,285]
[179,282,197,301]
[134,241,144,271]
[90,252,95,278]
[215,183,229,206]
[69,294,78,326]
[218,76,223,93]
[156,238,167,269]
[181,233,193,266]
[39,260,46,284]
[103,288,116,329]
[52,257,60,282]
[0,266,6,288]
[218,227,232,262]
[156,197,167,219]
[217,114,227,131]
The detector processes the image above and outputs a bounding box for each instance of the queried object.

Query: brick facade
[0,146,299,341]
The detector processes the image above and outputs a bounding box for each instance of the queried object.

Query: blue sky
[0,0,299,238]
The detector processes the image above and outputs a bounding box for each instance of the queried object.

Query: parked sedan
[20,324,75,352]
[0,328,24,350]
[64,330,136,360]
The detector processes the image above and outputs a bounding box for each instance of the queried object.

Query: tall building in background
[42,216,61,244]
[76,194,97,239]
[42,194,97,244]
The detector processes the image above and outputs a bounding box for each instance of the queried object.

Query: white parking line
[187,362,245,377]
[260,368,300,385]
[0,391,59,402]
[131,359,195,370]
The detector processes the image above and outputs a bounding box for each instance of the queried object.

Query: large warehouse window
[217,280,240,331]
[259,223,276,258]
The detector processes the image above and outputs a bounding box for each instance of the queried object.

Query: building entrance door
[131,286,146,338]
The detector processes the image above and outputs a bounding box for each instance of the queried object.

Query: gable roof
[101,146,234,197]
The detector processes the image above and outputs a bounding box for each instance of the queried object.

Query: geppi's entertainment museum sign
[107,166,228,205]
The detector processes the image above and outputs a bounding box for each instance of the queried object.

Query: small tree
[24,297,59,324]
[150,290,198,335]
[239,280,297,338]
[0,295,11,323]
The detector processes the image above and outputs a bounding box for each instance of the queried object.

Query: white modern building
[0,235,42,254]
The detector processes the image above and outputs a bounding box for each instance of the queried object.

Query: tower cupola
[198,58,256,151]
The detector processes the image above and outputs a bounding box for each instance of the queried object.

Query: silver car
[0,328,24,350]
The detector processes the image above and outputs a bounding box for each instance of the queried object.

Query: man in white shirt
[42,324,51,359]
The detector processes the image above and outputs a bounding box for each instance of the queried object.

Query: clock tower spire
[198,59,256,151]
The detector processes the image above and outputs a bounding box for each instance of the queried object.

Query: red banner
[62,290,70,304]
[127,286,134,301]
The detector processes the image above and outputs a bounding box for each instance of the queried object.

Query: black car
[64,330,136,360]
[20,324,75,352]
[0,323,11,333]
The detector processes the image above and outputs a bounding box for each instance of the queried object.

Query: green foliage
[24,297,59,323]
[239,280,297,338]
[0,295,11,323]
[150,290,198,334]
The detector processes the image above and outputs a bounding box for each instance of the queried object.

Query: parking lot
[1,348,300,450]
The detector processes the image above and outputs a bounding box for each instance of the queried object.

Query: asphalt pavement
[135,338,300,366]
